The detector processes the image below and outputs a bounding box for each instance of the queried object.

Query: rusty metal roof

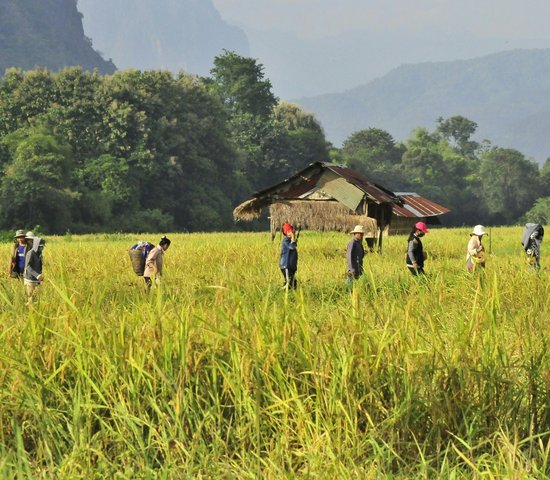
[233,162,450,222]
[392,192,450,218]
[324,164,399,204]
[253,162,400,205]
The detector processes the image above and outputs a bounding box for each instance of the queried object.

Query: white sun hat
[471,225,488,236]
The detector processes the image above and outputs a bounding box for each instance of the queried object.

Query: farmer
[521,223,544,270]
[406,221,428,276]
[347,224,365,284]
[466,225,488,271]
[8,229,28,279]
[280,223,298,289]
[143,235,171,289]
[23,231,45,304]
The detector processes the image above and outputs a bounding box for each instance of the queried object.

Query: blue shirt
[17,245,26,271]
[279,237,298,270]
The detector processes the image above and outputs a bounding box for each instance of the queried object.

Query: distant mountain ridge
[77,0,249,76]
[0,0,115,74]
[296,49,550,162]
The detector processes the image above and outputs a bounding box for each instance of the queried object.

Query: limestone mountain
[0,0,115,74]
[77,0,249,76]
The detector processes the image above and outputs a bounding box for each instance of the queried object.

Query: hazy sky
[212,0,550,40]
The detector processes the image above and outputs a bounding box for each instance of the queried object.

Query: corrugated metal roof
[392,193,450,218]
[251,162,400,205]
[234,162,450,222]
[316,170,365,210]
[325,164,398,204]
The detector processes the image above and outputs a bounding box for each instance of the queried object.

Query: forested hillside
[0,0,115,75]
[77,0,249,75]
[0,53,329,234]
[0,51,549,234]
[297,49,550,162]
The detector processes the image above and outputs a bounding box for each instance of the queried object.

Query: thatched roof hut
[233,162,450,249]
[234,162,399,250]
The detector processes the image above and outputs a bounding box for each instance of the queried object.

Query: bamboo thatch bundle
[269,200,378,234]
[233,197,271,221]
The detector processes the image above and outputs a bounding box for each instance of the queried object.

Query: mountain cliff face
[0,0,115,74]
[296,49,550,162]
[77,0,249,76]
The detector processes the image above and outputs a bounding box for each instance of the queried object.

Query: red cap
[282,223,293,235]
[415,221,429,233]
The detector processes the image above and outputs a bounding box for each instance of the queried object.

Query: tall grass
[1,227,550,478]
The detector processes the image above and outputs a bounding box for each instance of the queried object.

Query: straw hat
[350,225,365,234]
[14,229,25,238]
[471,225,487,237]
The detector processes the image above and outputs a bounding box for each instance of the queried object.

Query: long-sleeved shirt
[279,237,298,271]
[466,235,484,268]
[24,237,44,284]
[143,245,164,278]
[406,234,424,268]
[347,238,364,276]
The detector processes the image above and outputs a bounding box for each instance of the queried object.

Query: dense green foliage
[1,49,549,232]
[341,120,547,226]
[0,53,329,233]
[1,229,550,477]
[0,0,115,75]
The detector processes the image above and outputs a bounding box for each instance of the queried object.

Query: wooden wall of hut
[389,217,421,235]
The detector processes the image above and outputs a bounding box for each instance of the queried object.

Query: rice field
[1,227,550,478]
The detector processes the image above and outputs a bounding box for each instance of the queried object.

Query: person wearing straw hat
[347,224,365,284]
[466,225,488,271]
[406,221,428,276]
[280,223,298,289]
[8,229,28,279]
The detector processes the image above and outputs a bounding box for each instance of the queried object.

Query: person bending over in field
[8,229,28,279]
[23,231,45,305]
[466,225,488,271]
[144,236,171,289]
[280,223,298,289]
[406,222,428,276]
[346,225,365,285]
[521,223,543,270]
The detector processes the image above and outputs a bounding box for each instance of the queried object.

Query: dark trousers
[281,268,297,289]
[408,266,425,276]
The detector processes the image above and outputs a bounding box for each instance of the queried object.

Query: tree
[402,128,449,193]
[524,197,550,225]
[209,50,277,118]
[436,115,479,157]
[341,128,406,188]
[273,102,329,173]
[0,126,77,232]
[539,157,550,197]
[479,148,541,224]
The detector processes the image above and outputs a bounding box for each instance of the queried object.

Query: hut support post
[377,223,384,253]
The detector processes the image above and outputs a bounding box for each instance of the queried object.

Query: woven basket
[129,247,147,276]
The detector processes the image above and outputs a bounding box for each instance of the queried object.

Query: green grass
[1,227,550,478]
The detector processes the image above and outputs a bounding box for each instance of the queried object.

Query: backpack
[128,241,154,276]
